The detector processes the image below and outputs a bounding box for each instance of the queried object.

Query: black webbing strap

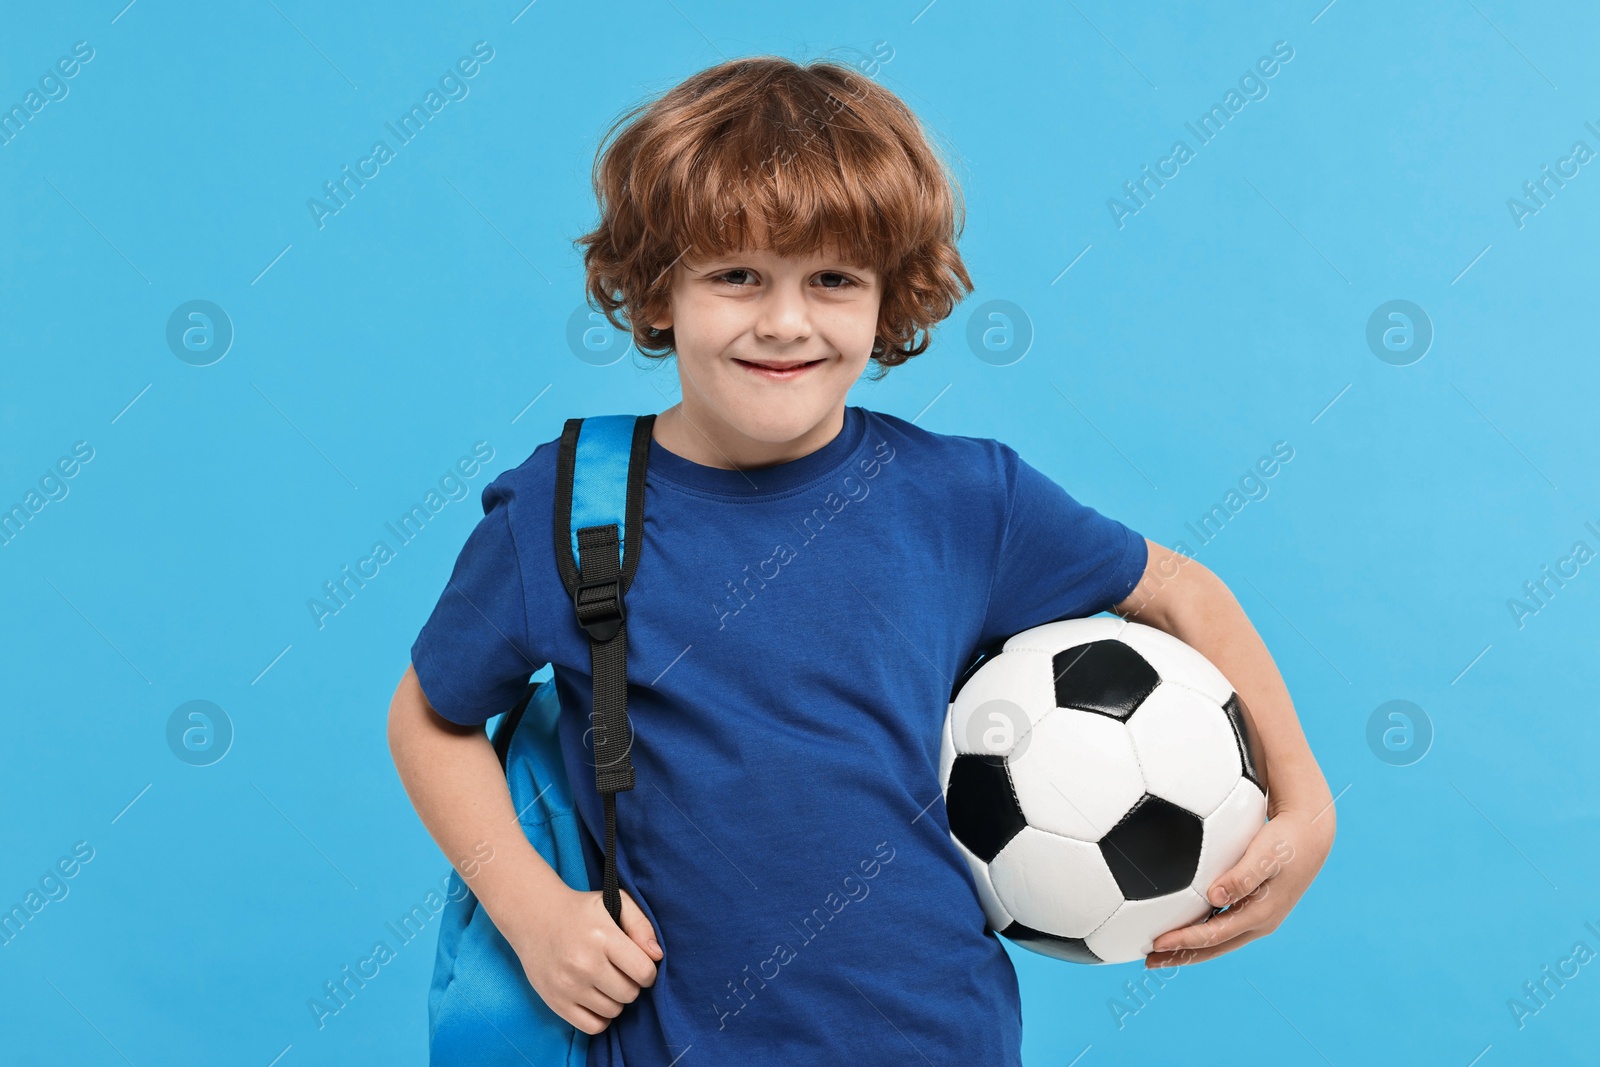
[554,415,655,930]
[575,523,634,926]
[491,682,540,770]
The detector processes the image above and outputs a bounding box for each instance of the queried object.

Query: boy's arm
[1109,539,1336,968]
[386,664,662,1032]
[387,664,568,922]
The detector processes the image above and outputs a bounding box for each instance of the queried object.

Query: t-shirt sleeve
[409,477,545,726]
[979,446,1148,644]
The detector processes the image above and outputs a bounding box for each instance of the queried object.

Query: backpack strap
[490,681,541,770]
[553,414,655,928]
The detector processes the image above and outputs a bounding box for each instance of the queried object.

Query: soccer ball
[940,616,1269,964]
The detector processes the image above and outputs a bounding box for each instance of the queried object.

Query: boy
[389,56,1333,1065]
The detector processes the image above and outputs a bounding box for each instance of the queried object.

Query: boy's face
[649,238,881,462]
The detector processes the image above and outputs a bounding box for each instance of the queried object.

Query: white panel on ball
[949,648,1056,758]
[987,826,1124,938]
[1190,778,1268,898]
[950,833,1015,932]
[1125,683,1243,819]
[1008,709,1143,842]
[1000,615,1127,655]
[1117,621,1235,706]
[1084,888,1213,964]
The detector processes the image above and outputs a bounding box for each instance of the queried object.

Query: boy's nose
[754,287,812,344]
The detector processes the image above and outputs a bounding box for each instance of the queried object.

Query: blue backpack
[427,413,655,1066]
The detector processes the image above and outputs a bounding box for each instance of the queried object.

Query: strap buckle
[574,575,625,642]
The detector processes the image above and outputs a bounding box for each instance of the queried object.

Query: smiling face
[648,237,883,470]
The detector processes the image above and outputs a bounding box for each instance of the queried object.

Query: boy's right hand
[505,882,664,1036]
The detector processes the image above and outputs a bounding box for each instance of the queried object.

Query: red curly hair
[572,54,973,379]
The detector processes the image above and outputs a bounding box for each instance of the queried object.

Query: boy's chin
[726,398,846,442]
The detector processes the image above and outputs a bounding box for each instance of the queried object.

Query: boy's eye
[709,269,861,290]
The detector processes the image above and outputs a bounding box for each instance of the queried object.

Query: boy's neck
[652,403,847,472]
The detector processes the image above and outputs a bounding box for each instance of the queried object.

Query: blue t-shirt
[410,404,1147,1066]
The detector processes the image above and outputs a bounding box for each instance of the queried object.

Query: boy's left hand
[1143,804,1332,969]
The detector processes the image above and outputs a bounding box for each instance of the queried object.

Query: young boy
[389,56,1334,1065]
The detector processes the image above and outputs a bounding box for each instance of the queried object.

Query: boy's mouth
[734,357,825,381]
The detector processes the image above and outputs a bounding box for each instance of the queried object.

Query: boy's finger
[1145,927,1267,969]
[592,960,644,1006]
[607,936,659,988]
[604,897,660,987]
[618,890,665,961]
[567,1004,612,1036]
[1203,828,1284,907]
[1149,885,1270,953]
[580,985,627,1020]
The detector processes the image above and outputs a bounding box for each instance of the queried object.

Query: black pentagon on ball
[999,920,1104,964]
[1098,794,1204,900]
[1223,692,1268,795]
[1052,641,1160,721]
[946,754,1026,863]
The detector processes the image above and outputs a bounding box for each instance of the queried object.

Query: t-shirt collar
[647,405,867,498]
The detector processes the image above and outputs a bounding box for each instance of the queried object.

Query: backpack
[427,413,655,1066]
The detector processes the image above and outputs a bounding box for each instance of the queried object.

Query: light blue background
[3,1,1598,1064]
